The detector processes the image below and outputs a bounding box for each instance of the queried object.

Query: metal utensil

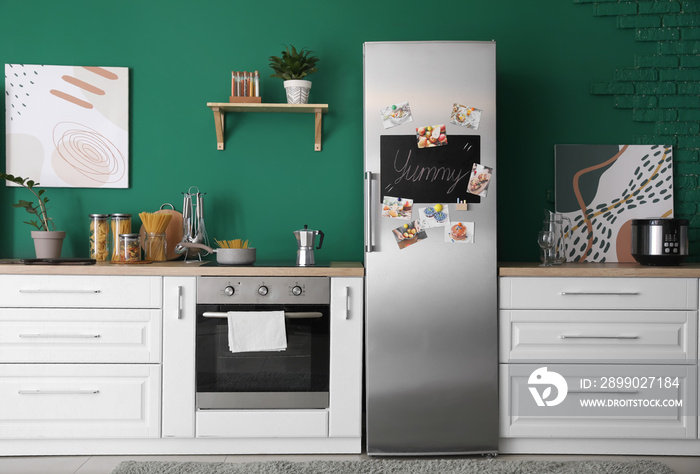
[175,187,210,261]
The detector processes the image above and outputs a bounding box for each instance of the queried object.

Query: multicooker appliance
[631,218,689,266]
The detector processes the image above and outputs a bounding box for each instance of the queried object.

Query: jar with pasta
[89,214,110,261]
[119,233,141,262]
[144,232,167,262]
[110,214,132,261]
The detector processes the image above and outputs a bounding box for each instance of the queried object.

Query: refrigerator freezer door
[364,41,498,455]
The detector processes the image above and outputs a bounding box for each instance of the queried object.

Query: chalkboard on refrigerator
[380,134,481,204]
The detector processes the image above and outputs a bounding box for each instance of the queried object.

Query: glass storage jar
[110,214,132,261]
[89,214,110,261]
[144,232,167,262]
[119,233,141,262]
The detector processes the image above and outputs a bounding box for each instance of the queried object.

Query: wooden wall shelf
[206,102,329,151]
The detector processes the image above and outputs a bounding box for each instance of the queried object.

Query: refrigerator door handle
[365,171,373,253]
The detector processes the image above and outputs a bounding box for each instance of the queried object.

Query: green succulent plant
[0,173,54,231]
[268,45,319,80]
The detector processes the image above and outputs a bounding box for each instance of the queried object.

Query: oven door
[195,303,330,410]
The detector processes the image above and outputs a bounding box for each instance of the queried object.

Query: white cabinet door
[0,275,162,308]
[0,364,160,439]
[328,277,363,438]
[197,410,328,438]
[0,308,161,363]
[500,277,698,310]
[161,277,196,438]
[500,364,697,440]
[500,310,697,363]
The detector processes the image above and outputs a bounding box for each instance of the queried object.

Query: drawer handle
[19,334,101,339]
[19,289,102,294]
[561,335,639,340]
[345,286,351,320]
[18,389,100,395]
[560,291,639,296]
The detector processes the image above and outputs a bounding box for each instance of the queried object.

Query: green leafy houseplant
[0,173,53,231]
[268,45,319,80]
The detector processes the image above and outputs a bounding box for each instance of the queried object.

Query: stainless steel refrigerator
[363,41,498,455]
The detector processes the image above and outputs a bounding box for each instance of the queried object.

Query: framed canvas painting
[5,64,129,188]
[555,144,673,262]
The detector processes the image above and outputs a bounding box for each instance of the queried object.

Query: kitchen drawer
[0,275,162,308]
[499,277,698,310]
[0,308,162,363]
[0,364,161,439]
[196,410,328,438]
[499,310,697,363]
[500,364,697,440]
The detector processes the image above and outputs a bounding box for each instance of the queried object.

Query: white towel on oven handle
[227,310,287,353]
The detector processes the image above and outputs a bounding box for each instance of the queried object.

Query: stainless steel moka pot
[293,225,324,266]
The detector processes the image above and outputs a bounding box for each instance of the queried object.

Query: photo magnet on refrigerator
[466,163,493,197]
[380,101,413,129]
[446,222,474,243]
[381,196,414,219]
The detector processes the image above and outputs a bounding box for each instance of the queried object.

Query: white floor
[0,453,698,474]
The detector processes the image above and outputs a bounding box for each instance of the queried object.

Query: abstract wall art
[555,144,673,263]
[5,64,129,188]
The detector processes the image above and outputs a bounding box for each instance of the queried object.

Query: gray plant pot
[31,231,66,259]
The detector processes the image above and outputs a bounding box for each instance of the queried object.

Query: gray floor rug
[110,459,674,474]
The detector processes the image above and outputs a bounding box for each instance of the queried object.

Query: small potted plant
[0,173,65,258]
[268,45,319,104]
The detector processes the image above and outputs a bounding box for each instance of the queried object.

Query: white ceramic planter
[31,230,66,258]
[283,80,312,104]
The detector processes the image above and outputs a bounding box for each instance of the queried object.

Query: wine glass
[537,230,555,267]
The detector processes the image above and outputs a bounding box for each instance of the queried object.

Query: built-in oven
[195,276,330,410]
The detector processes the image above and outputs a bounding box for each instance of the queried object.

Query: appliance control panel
[663,233,682,254]
[197,276,330,305]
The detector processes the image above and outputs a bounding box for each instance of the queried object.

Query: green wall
[0,1,658,262]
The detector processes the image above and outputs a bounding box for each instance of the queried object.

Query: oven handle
[202,311,323,319]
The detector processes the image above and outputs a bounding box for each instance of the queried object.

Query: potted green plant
[0,173,65,258]
[268,45,319,104]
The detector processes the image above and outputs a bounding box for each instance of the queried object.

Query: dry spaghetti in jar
[89,214,110,261]
[110,214,132,261]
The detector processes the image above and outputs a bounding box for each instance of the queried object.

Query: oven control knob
[258,285,269,296]
[292,285,303,296]
[224,286,235,296]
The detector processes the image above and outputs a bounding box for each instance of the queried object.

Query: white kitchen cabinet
[161,277,196,438]
[0,308,161,363]
[0,267,365,455]
[500,277,698,310]
[500,309,696,363]
[0,274,162,442]
[499,276,699,452]
[501,363,696,440]
[0,364,160,439]
[0,275,161,308]
[328,277,363,438]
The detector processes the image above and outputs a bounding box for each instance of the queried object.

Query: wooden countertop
[499,262,700,278]
[0,260,364,277]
